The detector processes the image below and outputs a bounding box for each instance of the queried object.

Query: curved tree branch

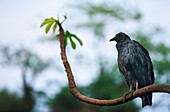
[58,22,170,106]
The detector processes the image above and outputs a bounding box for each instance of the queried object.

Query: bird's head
[110,32,131,43]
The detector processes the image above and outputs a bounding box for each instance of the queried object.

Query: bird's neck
[116,42,127,51]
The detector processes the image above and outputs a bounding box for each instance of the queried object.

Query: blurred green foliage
[75,2,141,37]
[0,90,23,112]
[0,89,35,112]
[49,87,83,112]
[0,46,53,112]
[79,2,141,20]
[0,46,52,75]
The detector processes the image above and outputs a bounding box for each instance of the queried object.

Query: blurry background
[0,0,170,112]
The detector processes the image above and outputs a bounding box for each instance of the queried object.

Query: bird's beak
[109,37,115,42]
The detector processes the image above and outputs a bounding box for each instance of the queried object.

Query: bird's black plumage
[110,32,155,107]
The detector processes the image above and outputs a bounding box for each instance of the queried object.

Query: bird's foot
[123,90,135,102]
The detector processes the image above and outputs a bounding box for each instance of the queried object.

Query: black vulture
[110,32,155,107]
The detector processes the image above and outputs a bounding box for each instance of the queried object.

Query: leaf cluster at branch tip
[40,15,83,50]
[40,17,58,34]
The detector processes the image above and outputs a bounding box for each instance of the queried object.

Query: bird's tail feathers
[141,93,152,108]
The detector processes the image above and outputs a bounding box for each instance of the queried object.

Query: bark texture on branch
[58,22,170,106]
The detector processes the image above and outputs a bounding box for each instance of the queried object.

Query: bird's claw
[123,90,135,102]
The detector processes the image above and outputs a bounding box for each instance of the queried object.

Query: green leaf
[64,31,70,46]
[45,22,54,34]
[70,33,83,46]
[66,30,83,46]
[64,13,67,20]
[64,30,83,49]
[53,23,58,33]
[69,36,76,49]
[40,20,50,27]
[40,18,53,27]
[56,34,59,38]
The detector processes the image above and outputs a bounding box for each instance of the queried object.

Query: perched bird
[110,32,155,107]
